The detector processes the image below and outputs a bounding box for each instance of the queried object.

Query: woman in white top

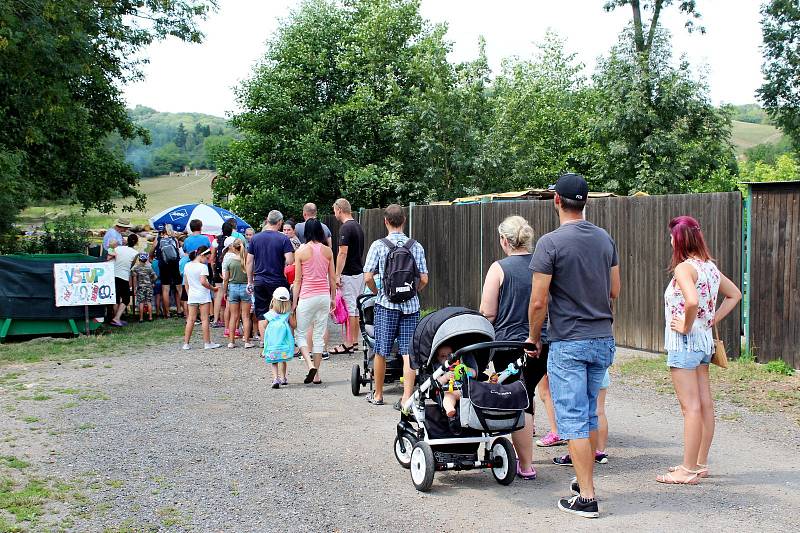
[657,216,741,485]
[182,246,220,350]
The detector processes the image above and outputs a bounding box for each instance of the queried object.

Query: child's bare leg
[200,303,211,344]
[279,362,287,380]
[271,363,279,380]
[443,392,458,417]
[183,305,197,344]
[138,303,144,321]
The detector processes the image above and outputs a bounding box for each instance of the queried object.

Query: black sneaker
[558,495,599,518]
[553,454,573,466]
[554,453,607,466]
[321,352,330,361]
[570,476,580,496]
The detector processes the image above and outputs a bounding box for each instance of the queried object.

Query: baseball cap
[138,253,148,262]
[224,236,236,248]
[273,287,291,302]
[548,173,589,202]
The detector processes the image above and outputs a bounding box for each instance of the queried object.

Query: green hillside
[731,120,785,153]
[20,171,215,230]
[109,106,237,177]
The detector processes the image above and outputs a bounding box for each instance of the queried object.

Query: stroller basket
[459,379,528,433]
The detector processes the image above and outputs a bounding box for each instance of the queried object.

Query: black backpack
[159,236,179,263]
[381,238,419,303]
[214,234,227,274]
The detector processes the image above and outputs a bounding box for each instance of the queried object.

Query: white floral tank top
[664,258,721,354]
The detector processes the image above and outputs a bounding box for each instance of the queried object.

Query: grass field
[731,120,784,152]
[19,171,214,230]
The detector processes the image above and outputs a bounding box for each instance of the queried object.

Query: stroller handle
[448,341,525,366]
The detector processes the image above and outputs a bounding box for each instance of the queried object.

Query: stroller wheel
[410,442,435,492]
[393,434,417,469]
[490,437,517,486]
[350,364,361,396]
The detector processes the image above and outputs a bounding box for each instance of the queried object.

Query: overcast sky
[123,0,766,117]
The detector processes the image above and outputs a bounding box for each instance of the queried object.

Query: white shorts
[295,294,330,353]
[340,273,364,317]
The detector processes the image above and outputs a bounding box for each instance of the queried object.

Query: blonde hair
[498,215,534,252]
[230,238,247,265]
[271,298,292,314]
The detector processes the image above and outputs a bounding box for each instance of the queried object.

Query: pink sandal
[517,464,537,480]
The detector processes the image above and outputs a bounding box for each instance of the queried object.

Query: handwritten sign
[53,262,116,307]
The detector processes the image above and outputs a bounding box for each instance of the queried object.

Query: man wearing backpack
[155,225,182,318]
[363,204,428,408]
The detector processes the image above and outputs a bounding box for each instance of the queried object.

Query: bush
[17,216,90,255]
[764,360,795,376]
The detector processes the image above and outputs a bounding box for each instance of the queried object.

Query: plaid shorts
[374,304,419,357]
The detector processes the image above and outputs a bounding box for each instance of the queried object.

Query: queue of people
[110,173,741,520]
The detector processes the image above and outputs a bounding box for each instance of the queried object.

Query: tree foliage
[215,0,490,222]
[590,29,735,194]
[604,0,703,59]
[484,33,597,191]
[216,0,737,219]
[757,0,800,149]
[0,0,214,247]
[112,106,237,176]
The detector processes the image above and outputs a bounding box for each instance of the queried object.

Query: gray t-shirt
[529,220,618,342]
[295,219,331,244]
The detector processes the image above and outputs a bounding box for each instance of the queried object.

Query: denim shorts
[547,337,616,441]
[227,283,249,304]
[600,369,611,389]
[667,349,711,369]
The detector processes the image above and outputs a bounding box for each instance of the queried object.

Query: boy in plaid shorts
[363,204,429,408]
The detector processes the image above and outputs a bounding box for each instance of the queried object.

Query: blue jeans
[547,337,616,441]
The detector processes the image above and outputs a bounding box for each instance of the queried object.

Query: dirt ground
[0,337,799,532]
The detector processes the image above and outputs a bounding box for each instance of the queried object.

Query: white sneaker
[244,342,255,349]
[227,342,236,349]
[204,342,221,350]
[182,343,191,350]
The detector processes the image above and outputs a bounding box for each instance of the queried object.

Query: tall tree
[757,0,800,149]
[604,1,703,59]
[215,0,487,222]
[484,32,597,191]
[175,123,188,149]
[590,28,735,194]
[0,0,215,248]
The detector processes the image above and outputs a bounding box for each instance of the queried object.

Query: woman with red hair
[657,216,741,485]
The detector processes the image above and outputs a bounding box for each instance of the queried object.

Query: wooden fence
[358,193,742,355]
[748,182,800,368]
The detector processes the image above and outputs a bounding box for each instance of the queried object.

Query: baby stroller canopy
[412,307,495,370]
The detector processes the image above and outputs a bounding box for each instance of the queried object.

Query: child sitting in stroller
[435,344,476,433]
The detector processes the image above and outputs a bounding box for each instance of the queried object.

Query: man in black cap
[526,173,621,518]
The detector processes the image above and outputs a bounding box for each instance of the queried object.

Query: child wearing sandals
[263,287,294,389]
[435,344,476,434]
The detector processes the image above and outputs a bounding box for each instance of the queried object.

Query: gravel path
[1,335,799,532]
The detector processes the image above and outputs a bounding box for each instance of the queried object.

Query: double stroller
[394,307,530,492]
[350,293,404,396]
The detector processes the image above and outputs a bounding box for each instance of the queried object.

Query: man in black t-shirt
[331,198,365,353]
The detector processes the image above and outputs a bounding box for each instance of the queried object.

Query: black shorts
[253,282,288,321]
[159,261,181,286]
[115,277,131,305]
[493,343,549,415]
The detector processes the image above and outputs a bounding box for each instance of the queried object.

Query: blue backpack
[263,313,294,363]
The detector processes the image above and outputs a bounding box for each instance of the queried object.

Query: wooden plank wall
[356,192,742,355]
[749,183,800,368]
